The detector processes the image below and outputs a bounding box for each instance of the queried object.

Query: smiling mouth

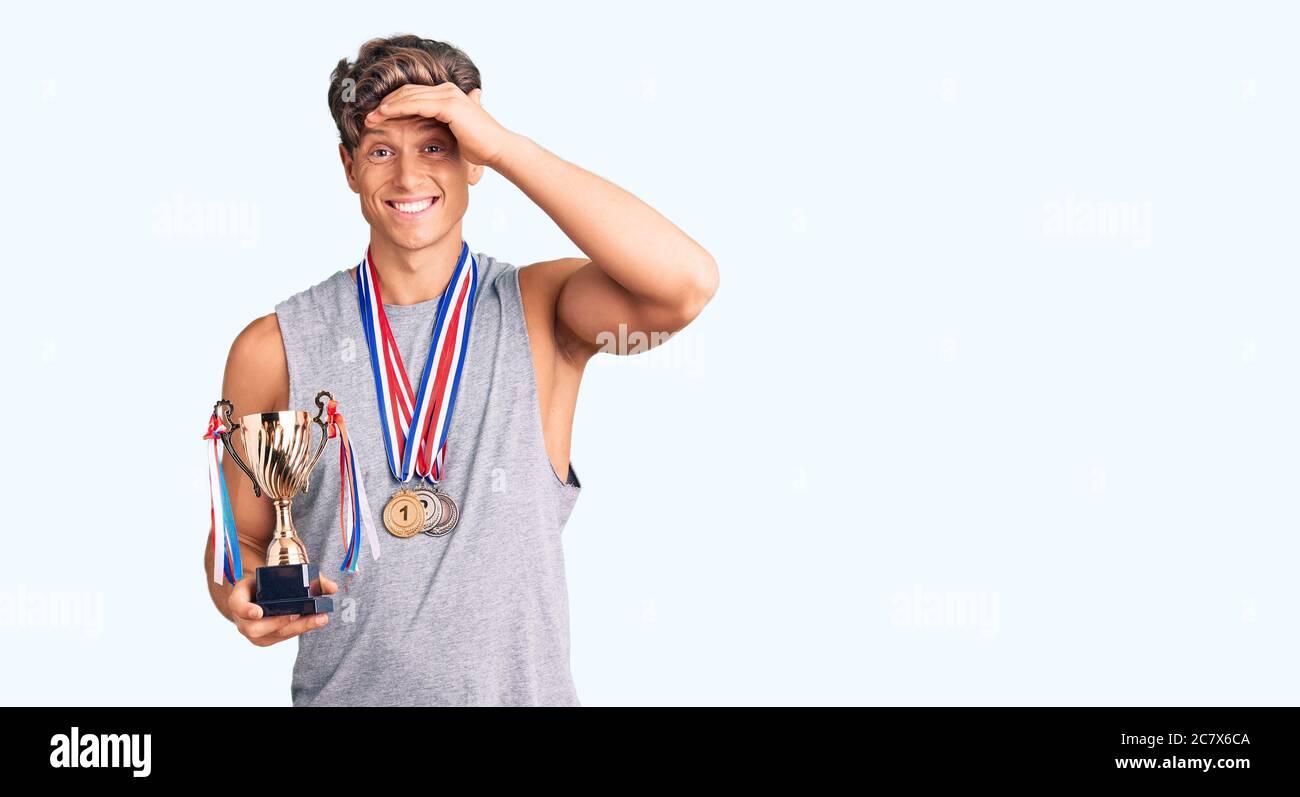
[385,196,439,215]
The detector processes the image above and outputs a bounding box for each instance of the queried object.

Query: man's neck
[362,232,464,306]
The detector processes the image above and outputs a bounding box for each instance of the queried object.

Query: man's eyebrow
[359,122,452,142]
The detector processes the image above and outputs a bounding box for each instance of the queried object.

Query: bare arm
[360,83,719,363]
[494,134,719,362]
[203,313,335,643]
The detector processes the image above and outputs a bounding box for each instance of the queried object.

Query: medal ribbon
[325,399,382,572]
[203,412,243,585]
[355,241,478,485]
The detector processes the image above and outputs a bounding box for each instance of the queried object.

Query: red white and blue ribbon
[203,412,243,585]
[325,398,382,573]
[355,241,478,486]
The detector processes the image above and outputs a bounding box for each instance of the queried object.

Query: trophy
[212,390,337,617]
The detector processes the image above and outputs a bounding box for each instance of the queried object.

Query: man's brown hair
[328,34,482,155]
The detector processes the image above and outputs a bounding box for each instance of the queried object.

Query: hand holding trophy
[210,389,337,617]
[205,388,383,623]
[227,571,338,645]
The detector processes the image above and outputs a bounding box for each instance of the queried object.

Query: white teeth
[392,198,434,213]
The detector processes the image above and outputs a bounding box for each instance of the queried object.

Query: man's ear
[339,143,359,193]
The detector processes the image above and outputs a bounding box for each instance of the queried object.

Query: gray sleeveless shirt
[272,252,582,706]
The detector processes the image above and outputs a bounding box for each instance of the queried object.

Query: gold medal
[383,488,425,538]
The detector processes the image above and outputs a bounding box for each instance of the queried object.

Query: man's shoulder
[223,268,347,411]
[515,257,595,368]
[232,312,283,353]
[229,313,286,372]
[516,257,587,289]
[515,257,589,318]
[224,312,288,408]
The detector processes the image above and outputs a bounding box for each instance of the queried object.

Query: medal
[412,486,443,535]
[383,488,425,538]
[355,241,479,537]
[426,487,459,537]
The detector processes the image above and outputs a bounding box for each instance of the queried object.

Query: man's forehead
[360,118,451,140]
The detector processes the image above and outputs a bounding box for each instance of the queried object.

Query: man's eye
[370,148,391,158]
[424,145,445,154]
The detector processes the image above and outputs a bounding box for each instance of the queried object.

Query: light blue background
[1,0,1295,705]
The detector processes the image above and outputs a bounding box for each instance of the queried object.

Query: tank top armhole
[272,304,299,412]
[497,261,582,497]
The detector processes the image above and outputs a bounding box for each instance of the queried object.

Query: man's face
[339,114,481,250]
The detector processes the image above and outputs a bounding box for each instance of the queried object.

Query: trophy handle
[302,390,334,491]
[213,399,262,498]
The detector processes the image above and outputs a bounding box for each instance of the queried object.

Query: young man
[202,35,717,706]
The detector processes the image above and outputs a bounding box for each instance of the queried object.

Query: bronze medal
[383,488,425,538]
[427,488,459,537]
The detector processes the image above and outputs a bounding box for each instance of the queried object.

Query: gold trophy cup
[213,390,336,616]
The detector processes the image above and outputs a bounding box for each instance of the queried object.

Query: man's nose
[394,153,426,189]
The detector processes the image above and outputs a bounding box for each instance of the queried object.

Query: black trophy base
[255,563,335,617]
